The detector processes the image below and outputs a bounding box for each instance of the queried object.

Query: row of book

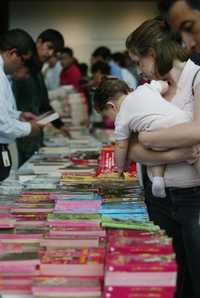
[0,128,176,297]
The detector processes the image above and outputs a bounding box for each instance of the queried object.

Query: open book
[37,111,59,125]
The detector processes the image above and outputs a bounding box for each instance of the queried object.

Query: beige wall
[10,1,157,64]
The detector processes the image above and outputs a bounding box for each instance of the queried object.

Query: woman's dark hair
[93,77,131,112]
[0,28,36,55]
[158,0,200,14]
[38,29,64,53]
[91,61,111,75]
[126,18,189,76]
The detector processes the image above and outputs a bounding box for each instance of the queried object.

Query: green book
[101,216,160,231]
[48,213,101,221]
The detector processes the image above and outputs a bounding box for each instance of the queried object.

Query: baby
[93,77,197,198]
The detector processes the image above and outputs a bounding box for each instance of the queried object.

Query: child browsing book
[93,77,199,198]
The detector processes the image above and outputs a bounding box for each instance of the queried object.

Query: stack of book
[0,195,16,230]
[103,229,176,298]
[12,192,55,231]
[0,238,40,295]
[47,200,105,238]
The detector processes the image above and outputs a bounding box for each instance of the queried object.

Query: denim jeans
[144,179,200,298]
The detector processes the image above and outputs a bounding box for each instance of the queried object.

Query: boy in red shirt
[60,47,81,92]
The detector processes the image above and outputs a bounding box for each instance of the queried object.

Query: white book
[37,111,59,125]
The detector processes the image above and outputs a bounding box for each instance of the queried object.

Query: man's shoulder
[190,53,200,66]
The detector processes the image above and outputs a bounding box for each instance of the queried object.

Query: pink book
[0,234,43,239]
[0,285,32,295]
[0,234,43,244]
[48,219,100,228]
[0,214,14,219]
[0,275,33,286]
[32,277,101,297]
[0,222,15,229]
[40,264,104,277]
[103,286,175,298]
[40,237,100,248]
[49,228,106,237]
[55,200,101,208]
[15,221,47,227]
[105,271,177,287]
[0,260,40,275]
[33,286,101,296]
[0,243,28,253]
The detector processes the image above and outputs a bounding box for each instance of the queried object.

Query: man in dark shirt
[13,29,68,166]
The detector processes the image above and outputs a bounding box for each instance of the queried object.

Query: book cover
[108,236,173,254]
[37,111,59,125]
[39,248,105,277]
[106,252,176,272]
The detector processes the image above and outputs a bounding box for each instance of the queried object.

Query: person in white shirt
[93,77,200,198]
[112,52,137,89]
[43,53,62,91]
[0,29,42,180]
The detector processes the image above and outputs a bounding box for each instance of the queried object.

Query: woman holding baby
[126,18,200,298]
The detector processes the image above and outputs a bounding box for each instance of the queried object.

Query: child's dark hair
[93,77,131,112]
[126,18,189,76]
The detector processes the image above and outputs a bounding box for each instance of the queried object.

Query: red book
[105,252,177,287]
[39,248,105,277]
[107,229,164,238]
[108,236,173,254]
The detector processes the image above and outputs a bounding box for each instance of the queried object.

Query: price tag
[2,151,10,167]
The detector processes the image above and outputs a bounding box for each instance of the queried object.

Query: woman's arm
[138,82,200,148]
[128,141,198,166]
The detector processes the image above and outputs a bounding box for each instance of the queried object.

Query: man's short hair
[60,47,73,57]
[38,29,64,53]
[0,28,36,55]
[92,46,111,61]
